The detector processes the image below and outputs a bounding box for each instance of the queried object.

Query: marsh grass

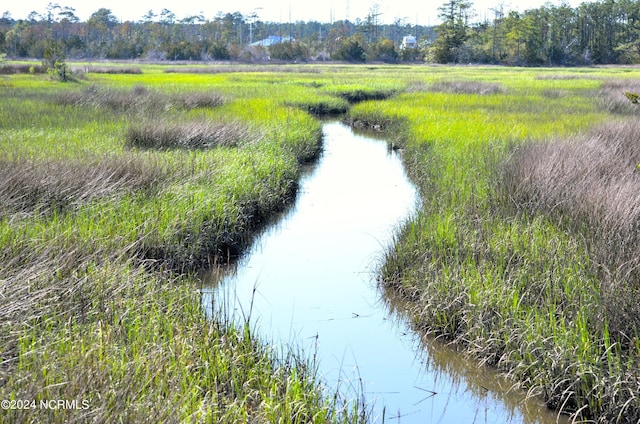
[85,65,143,74]
[334,88,398,103]
[427,80,506,95]
[126,119,260,150]
[55,84,226,113]
[7,63,640,423]
[501,119,640,342]
[0,154,167,217]
[0,64,46,74]
[286,100,348,116]
[164,65,323,74]
[0,249,364,423]
[598,78,640,114]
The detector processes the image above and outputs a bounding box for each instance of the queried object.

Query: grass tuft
[428,80,506,95]
[335,88,397,103]
[126,120,259,150]
[598,79,640,114]
[0,64,47,74]
[55,84,226,113]
[86,65,143,74]
[0,155,166,217]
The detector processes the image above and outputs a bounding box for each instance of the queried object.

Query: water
[201,121,566,424]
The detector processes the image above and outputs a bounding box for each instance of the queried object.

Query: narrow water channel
[201,122,566,424]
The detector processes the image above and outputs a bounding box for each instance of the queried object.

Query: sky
[5,0,584,26]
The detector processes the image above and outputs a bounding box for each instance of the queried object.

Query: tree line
[1,0,639,65]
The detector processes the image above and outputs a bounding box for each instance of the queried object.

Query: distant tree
[362,4,382,43]
[503,11,528,64]
[42,40,69,81]
[399,42,423,62]
[333,34,366,62]
[86,8,119,57]
[326,22,351,57]
[159,9,176,25]
[2,1,638,66]
[205,41,230,60]
[368,39,399,63]
[269,41,309,61]
[27,11,42,23]
[58,7,79,23]
[431,0,473,63]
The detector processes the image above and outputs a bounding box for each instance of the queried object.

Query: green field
[1,63,639,422]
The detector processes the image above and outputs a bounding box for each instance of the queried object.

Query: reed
[0,250,365,423]
[0,154,166,217]
[126,119,259,150]
[55,84,226,113]
[85,65,143,74]
[427,79,506,95]
[0,63,46,74]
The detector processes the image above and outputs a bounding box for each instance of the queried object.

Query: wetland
[1,63,639,422]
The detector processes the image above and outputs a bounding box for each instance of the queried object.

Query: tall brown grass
[404,79,506,95]
[164,65,322,74]
[0,155,166,217]
[55,85,226,113]
[0,64,46,74]
[598,79,640,114]
[126,120,260,150]
[86,66,142,74]
[428,80,506,95]
[501,119,640,340]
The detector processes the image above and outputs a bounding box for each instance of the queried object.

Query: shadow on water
[200,121,568,424]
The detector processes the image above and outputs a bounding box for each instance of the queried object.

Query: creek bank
[204,121,566,424]
[361,105,635,421]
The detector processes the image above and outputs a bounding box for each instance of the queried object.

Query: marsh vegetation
[1,63,640,423]
[362,69,640,422]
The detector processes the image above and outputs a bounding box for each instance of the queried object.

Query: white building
[401,35,417,50]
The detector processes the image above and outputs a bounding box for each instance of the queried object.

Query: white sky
[5,0,584,26]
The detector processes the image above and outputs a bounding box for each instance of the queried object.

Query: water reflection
[378,289,566,423]
[201,122,565,424]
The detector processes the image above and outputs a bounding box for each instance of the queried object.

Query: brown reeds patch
[0,64,46,75]
[404,80,429,93]
[535,73,596,80]
[126,120,260,150]
[0,155,167,217]
[55,85,226,113]
[501,119,640,338]
[598,79,640,114]
[335,89,397,103]
[86,66,142,74]
[541,88,569,98]
[428,80,506,95]
[164,65,321,74]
